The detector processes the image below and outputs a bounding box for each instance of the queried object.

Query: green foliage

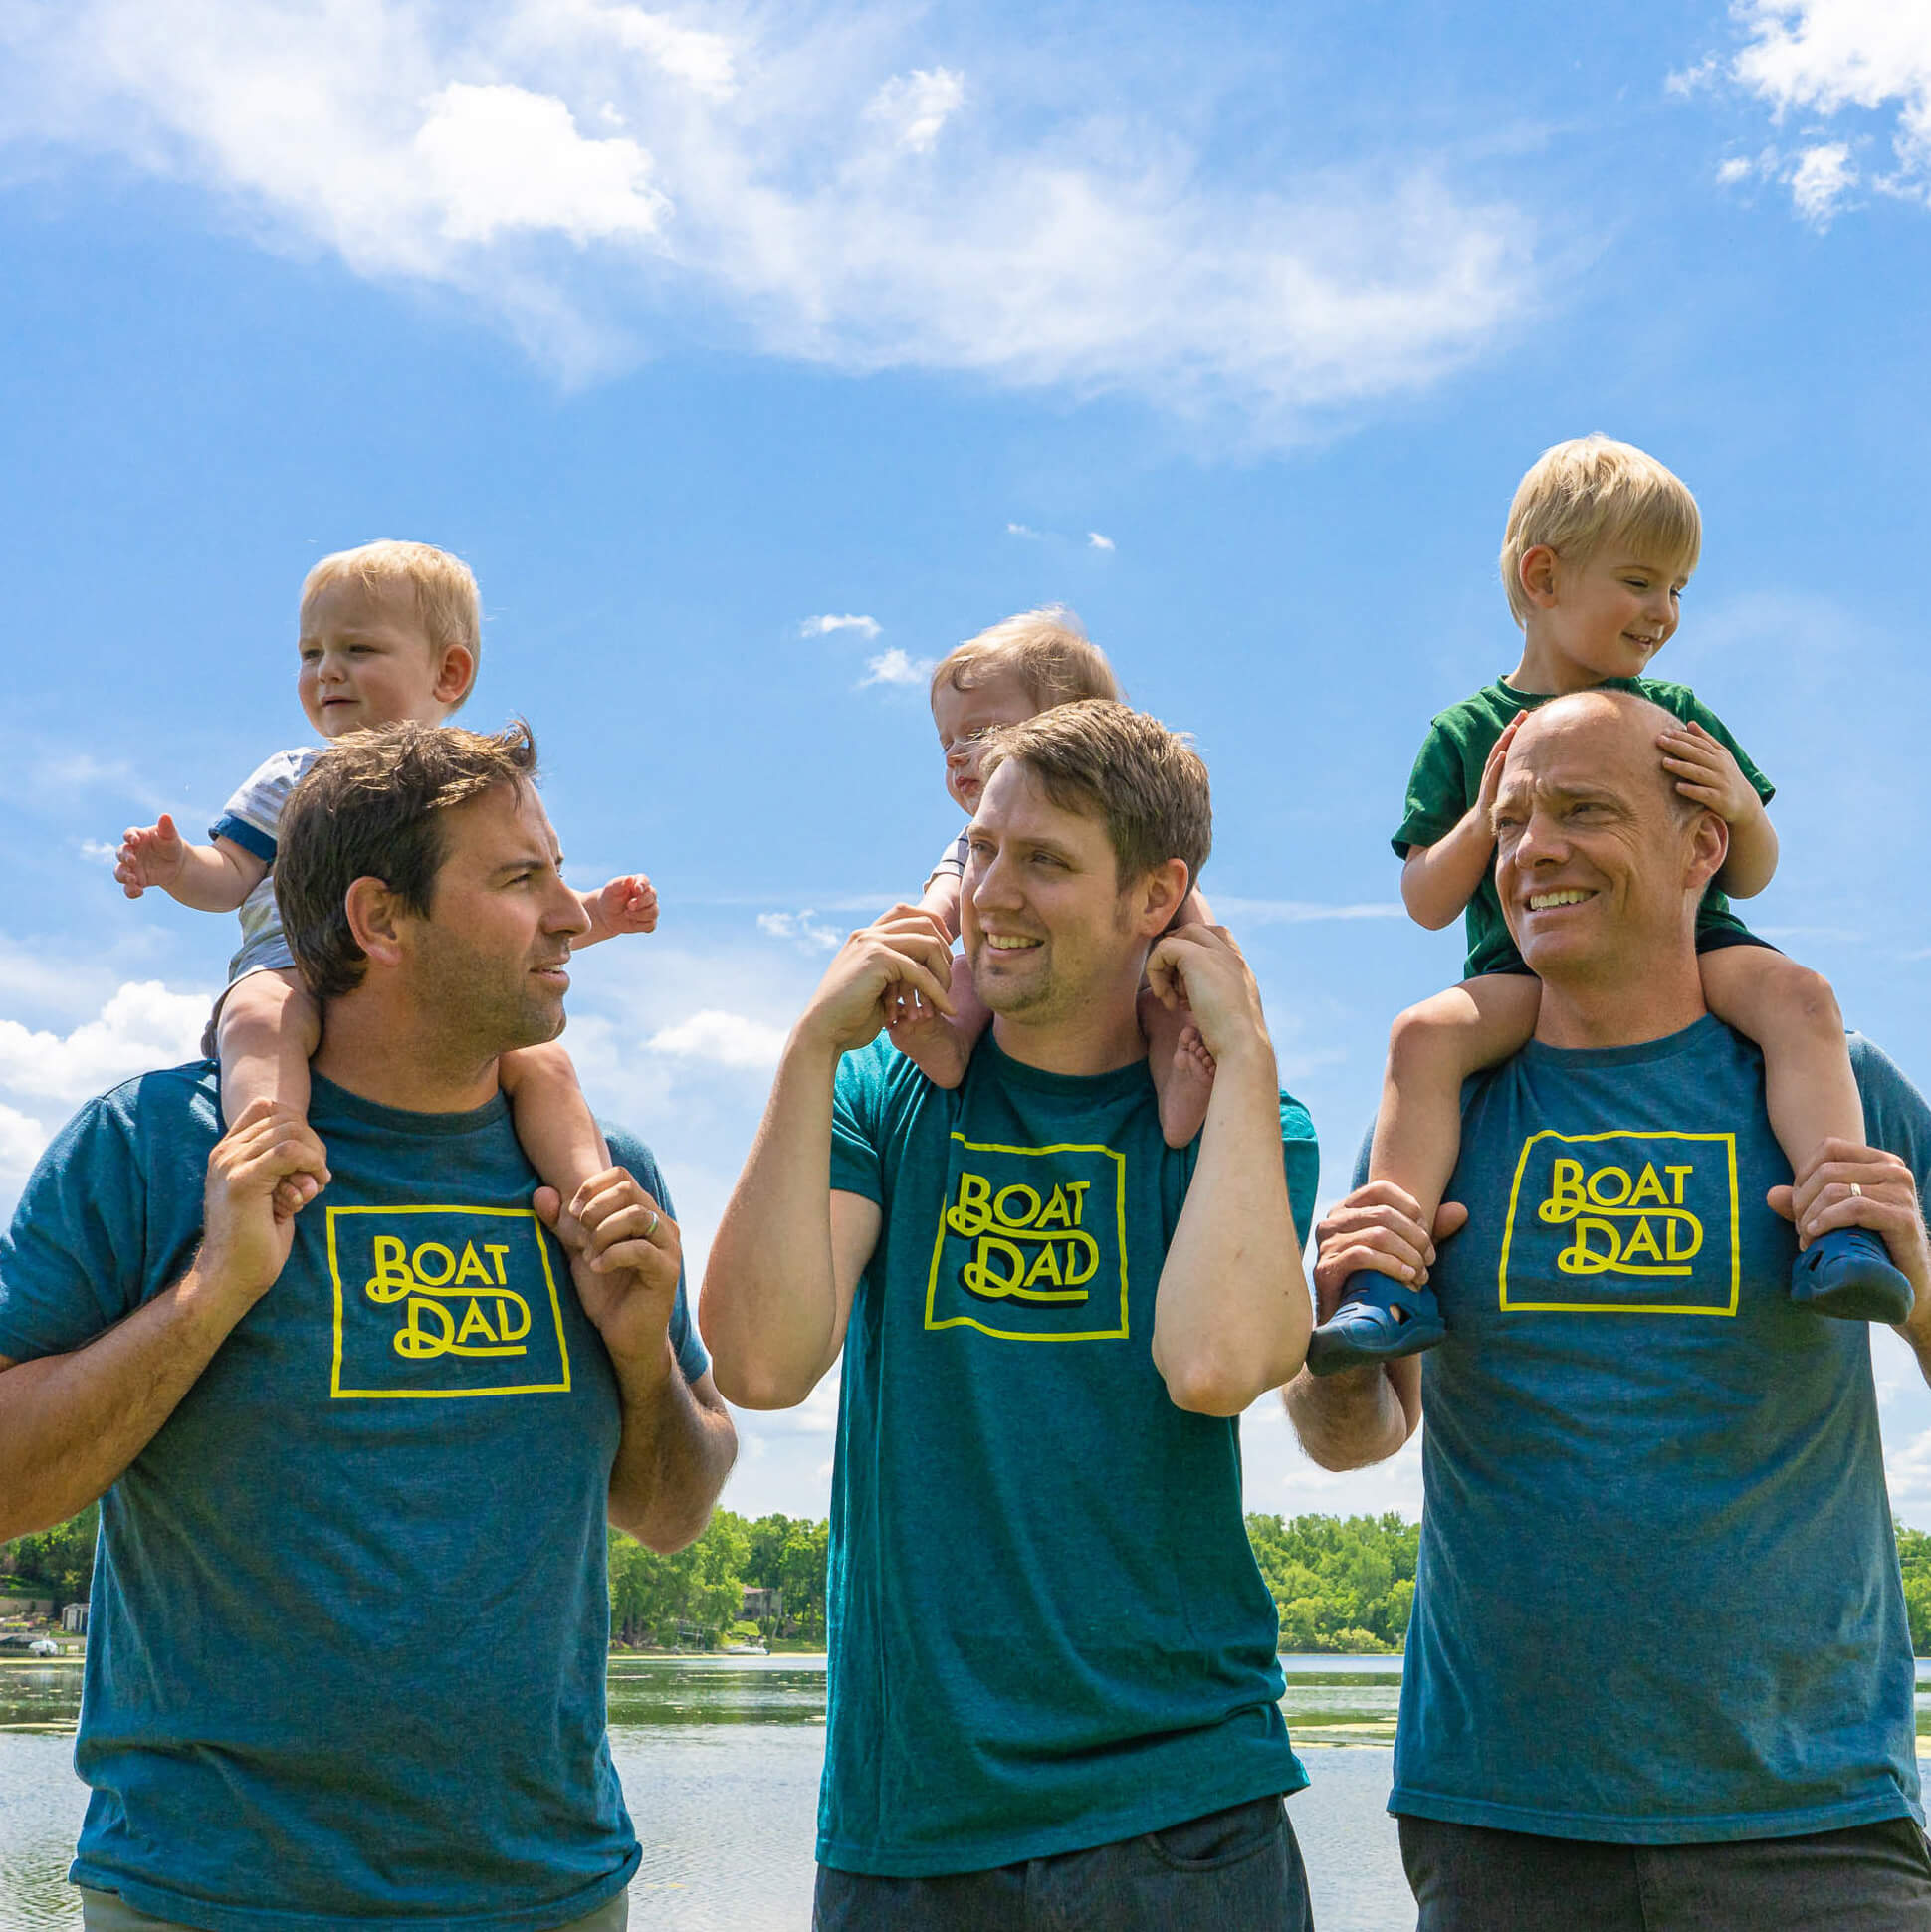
[609,1508,751,1647]
[1245,1512,1418,1654]
[2,1502,99,1608]
[1898,1523,1931,1654]
[743,1512,831,1641]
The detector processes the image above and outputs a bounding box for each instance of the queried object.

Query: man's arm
[1144,925,1310,1413]
[700,910,953,1409]
[1281,1181,1451,1468]
[0,1101,329,1540]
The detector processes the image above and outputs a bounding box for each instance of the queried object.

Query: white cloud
[1087,531,1115,550]
[859,648,935,688]
[757,909,844,952]
[1005,522,1041,538]
[866,67,965,154]
[800,613,882,640]
[1708,2,1931,218]
[0,980,209,1106]
[1212,896,1406,924]
[0,1104,49,1182]
[0,1,1540,426]
[646,1007,788,1070]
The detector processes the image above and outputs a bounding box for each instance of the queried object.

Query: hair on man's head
[276,719,538,999]
[1500,436,1701,628]
[979,699,1210,902]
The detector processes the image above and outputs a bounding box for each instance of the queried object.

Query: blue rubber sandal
[1305,1270,1447,1377]
[1791,1226,1913,1325]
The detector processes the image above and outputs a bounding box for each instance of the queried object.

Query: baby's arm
[917,869,963,941]
[115,815,267,913]
[572,874,659,949]
[501,1043,613,1214]
[884,872,981,1087]
[1659,721,1777,897]
[1400,718,1522,929]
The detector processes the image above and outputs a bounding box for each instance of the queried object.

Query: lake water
[5,1654,1928,1930]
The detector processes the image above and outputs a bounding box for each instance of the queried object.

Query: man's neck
[311,991,503,1115]
[1533,958,1707,1050]
[989,984,1148,1078]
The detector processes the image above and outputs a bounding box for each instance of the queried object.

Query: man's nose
[1512,808,1567,865]
[545,879,592,939]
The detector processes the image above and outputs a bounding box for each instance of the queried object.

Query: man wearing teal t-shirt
[0,723,737,1932]
[704,701,1321,1930]
[1288,689,1931,1931]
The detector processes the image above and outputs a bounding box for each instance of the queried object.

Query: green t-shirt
[819,1035,1318,1876]
[1393,676,1776,979]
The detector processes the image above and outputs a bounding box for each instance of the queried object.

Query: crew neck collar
[309,1069,511,1137]
[977,1030,1153,1100]
[1519,1011,1722,1070]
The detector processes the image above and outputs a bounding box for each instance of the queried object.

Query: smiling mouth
[982,935,1041,952]
[1526,889,1595,911]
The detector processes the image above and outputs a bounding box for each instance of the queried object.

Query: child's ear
[434,642,477,707]
[1519,545,1560,609]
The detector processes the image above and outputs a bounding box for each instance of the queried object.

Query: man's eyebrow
[491,849,561,877]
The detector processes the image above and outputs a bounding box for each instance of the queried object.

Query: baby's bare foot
[889,1011,972,1089]
[1157,1024,1217,1147]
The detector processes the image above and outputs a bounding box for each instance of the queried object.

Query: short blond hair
[300,540,483,710]
[1500,436,1701,627]
[928,606,1121,715]
[981,699,1210,898]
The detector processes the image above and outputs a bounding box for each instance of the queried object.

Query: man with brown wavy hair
[0,720,734,1932]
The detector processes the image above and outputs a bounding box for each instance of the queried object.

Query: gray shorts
[79,1882,629,1932]
[1398,1812,1931,1931]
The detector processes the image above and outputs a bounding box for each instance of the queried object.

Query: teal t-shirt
[1393,676,1776,978]
[0,1065,710,1932]
[1390,1021,1925,1842]
[820,1035,1319,1876]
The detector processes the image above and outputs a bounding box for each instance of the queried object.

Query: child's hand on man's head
[589,873,659,937]
[1659,721,1759,825]
[114,814,186,900]
[1475,717,1523,827]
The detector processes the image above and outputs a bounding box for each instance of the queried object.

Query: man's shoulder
[57,1061,220,1156]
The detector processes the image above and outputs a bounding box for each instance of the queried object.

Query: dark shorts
[1398,1813,1931,1932]
[814,1795,1314,1932]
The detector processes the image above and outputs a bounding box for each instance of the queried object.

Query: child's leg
[216,967,322,1215]
[1699,947,1911,1321]
[1307,974,1542,1375]
[888,954,989,1089]
[1141,987,1214,1149]
[501,1041,612,1215]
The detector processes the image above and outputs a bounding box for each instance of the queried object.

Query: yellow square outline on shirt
[924,1134,1131,1342]
[325,1204,573,1397]
[1498,1129,1741,1316]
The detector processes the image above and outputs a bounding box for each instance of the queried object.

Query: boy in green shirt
[1306,435,1911,1372]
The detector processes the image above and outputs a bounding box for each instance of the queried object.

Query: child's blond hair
[928,605,1122,714]
[300,540,483,710]
[1500,436,1701,628]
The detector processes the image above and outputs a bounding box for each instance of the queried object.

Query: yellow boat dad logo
[925,1135,1130,1342]
[1498,1130,1741,1316]
[324,1205,572,1397]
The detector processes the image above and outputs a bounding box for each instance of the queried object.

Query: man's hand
[584,873,659,940]
[1311,1182,1469,1318]
[536,1169,682,1377]
[114,814,187,900]
[1659,721,1760,826]
[803,908,956,1057]
[198,1098,330,1307]
[1769,1138,1931,1331]
[1143,925,1268,1067]
[1474,715,1523,829]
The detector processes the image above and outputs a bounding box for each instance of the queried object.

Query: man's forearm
[606,1345,737,1551]
[699,1030,847,1407]
[1152,1046,1311,1413]
[0,1260,251,1539]
[1282,1361,1417,1470]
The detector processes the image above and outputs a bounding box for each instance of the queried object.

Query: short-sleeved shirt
[1393,678,1775,978]
[0,1064,710,1932]
[1388,1020,1925,1843]
[818,1034,1318,1877]
[209,747,321,982]
[925,828,970,887]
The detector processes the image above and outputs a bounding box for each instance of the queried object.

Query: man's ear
[1130,857,1191,940]
[343,876,408,970]
[1685,808,1728,897]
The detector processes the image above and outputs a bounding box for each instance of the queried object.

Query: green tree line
[17,1507,1931,1656]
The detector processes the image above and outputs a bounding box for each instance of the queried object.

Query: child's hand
[1659,722,1759,824]
[1474,717,1523,831]
[590,873,659,938]
[114,814,186,900]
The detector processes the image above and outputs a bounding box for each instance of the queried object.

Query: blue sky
[4,0,1931,1522]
